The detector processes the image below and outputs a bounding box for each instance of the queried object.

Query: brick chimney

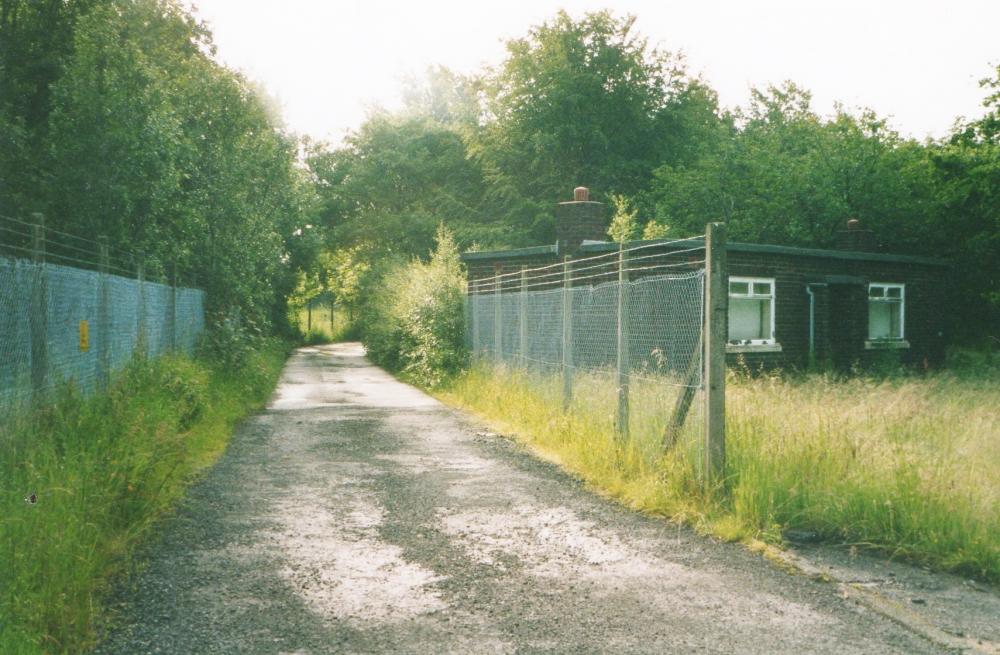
[836,218,877,252]
[556,186,607,256]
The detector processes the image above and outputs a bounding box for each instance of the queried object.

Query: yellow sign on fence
[78,320,89,352]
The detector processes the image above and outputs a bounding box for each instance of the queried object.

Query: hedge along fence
[0,214,205,414]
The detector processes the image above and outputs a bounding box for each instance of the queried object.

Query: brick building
[462,188,949,369]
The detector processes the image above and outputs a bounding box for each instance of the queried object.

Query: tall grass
[0,340,288,654]
[439,363,1000,582]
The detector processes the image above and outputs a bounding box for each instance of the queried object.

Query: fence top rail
[467,234,705,286]
[0,244,136,277]
[475,266,705,293]
[0,253,205,293]
[467,241,707,292]
[1,214,125,254]
[0,213,197,281]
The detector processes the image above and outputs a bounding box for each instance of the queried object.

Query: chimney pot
[837,218,876,252]
[573,186,589,202]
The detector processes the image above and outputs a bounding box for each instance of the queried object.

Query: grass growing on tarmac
[438,362,1000,583]
[0,340,288,654]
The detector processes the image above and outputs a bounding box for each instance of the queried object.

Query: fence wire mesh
[467,240,707,459]
[0,255,205,413]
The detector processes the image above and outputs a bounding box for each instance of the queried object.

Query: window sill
[726,342,783,354]
[865,339,910,350]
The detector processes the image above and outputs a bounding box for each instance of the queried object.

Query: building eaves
[460,244,559,261]
[577,239,947,267]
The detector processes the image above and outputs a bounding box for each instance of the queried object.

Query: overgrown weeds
[439,362,1000,583]
[0,339,288,654]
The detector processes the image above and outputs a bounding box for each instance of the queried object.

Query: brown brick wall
[726,251,947,369]
[555,201,607,256]
[463,244,949,370]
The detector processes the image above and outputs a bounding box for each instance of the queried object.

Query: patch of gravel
[94,344,948,654]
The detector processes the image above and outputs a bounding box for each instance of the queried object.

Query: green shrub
[361,225,467,387]
[196,311,264,370]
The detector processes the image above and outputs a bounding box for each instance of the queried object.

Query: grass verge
[437,362,1000,583]
[0,339,288,654]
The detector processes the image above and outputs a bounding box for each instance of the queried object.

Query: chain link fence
[467,238,709,456]
[0,219,205,414]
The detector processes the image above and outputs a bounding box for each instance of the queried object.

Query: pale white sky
[188,0,999,145]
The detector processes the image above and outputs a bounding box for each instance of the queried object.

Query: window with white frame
[868,283,904,340]
[728,277,775,344]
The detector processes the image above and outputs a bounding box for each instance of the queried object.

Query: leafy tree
[472,10,724,243]
[300,11,997,346]
[401,65,481,127]
[929,65,1000,338]
[607,194,640,242]
[35,0,314,332]
[0,0,320,336]
[308,108,499,254]
[318,246,372,320]
[0,95,28,211]
[641,219,669,240]
[651,82,939,249]
[0,0,101,212]
[0,0,100,133]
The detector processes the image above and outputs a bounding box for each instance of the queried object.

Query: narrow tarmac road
[96,343,945,654]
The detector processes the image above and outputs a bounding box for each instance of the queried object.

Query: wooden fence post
[662,338,701,450]
[704,222,727,483]
[519,267,528,368]
[616,243,630,438]
[561,256,573,410]
[494,266,502,364]
[97,236,111,390]
[29,213,48,397]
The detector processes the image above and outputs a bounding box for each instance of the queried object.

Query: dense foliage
[6,4,995,342]
[0,0,317,333]
[303,10,1000,344]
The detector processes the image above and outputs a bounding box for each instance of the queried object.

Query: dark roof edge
[578,239,948,267]
[460,244,558,261]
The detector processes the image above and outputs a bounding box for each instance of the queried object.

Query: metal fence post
[519,267,528,368]
[471,285,480,359]
[561,256,573,410]
[704,222,727,483]
[29,213,48,398]
[494,266,502,364]
[97,236,110,390]
[136,253,146,356]
[169,262,178,352]
[616,243,630,438]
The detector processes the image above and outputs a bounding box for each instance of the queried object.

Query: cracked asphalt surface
[94,343,947,654]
